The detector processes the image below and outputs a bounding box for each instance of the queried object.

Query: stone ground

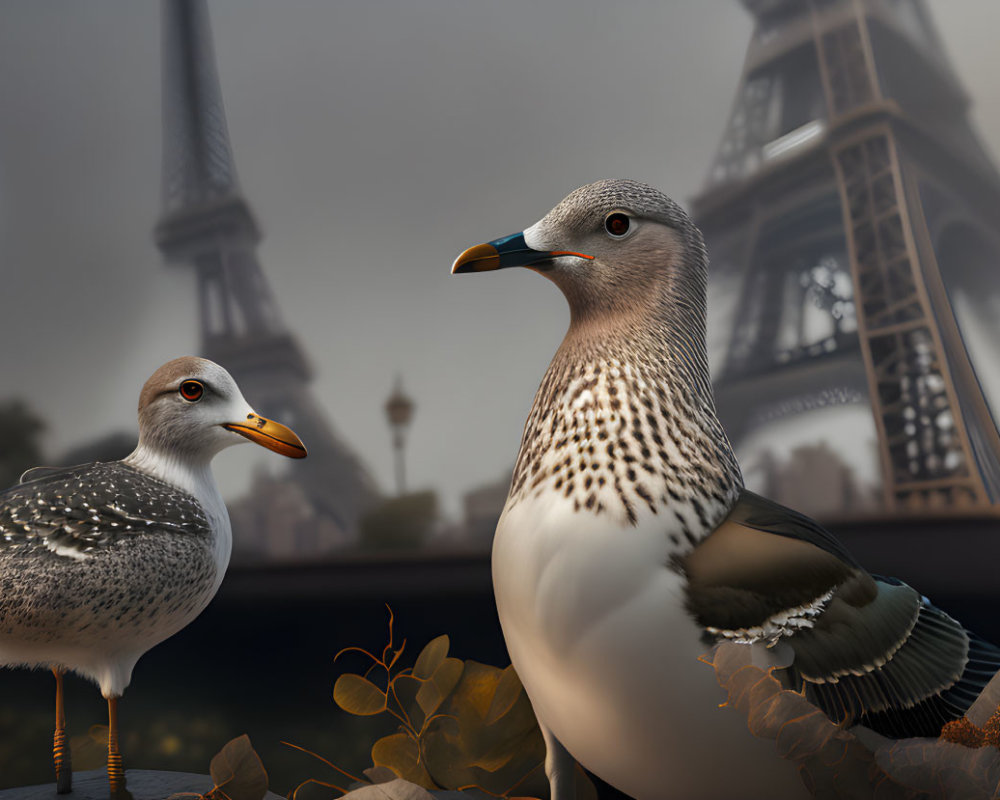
[0,773,480,800]
[0,769,285,800]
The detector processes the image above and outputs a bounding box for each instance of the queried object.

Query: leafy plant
[168,734,270,800]
[293,608,594,800]
[708,642,1000,799]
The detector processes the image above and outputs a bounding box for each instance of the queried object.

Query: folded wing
[676,489,1000,737]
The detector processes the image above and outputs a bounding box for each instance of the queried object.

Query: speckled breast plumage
[0,462,217,653]
[508,342,741,548]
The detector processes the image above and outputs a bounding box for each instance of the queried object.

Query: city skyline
[2,2,999,518]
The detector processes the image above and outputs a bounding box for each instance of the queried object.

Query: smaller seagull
[0,356,306,799]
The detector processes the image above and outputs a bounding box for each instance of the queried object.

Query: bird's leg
[52,668,72,794]
[540,722,577,800]
[105,696,133,800]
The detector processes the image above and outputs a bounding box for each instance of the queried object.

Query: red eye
[605,213,630,237]
[179,380,204,402]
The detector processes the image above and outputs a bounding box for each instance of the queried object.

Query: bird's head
[134,357,307,463]
[452,179,708,330]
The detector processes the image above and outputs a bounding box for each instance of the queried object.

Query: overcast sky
[1,1,999,517]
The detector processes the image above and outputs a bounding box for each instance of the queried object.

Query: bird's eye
[604,213,631,238]
[179,380,204,402]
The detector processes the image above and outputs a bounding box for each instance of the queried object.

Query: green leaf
[468,720,537,773]
[392,673,426,732]
[207,735,269,800]
[485,665,524,725]
[450,660,503,720]
[371,732,436,789]
[416,657,464,717]
[424,714,461,738]
[421,727,478,791]
[333,673,387,716]
[413,635,450,680]
[467,748,516,773]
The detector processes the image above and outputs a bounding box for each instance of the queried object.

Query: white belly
[492,500,808,800]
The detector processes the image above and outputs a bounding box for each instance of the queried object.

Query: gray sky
[1,1,999,518]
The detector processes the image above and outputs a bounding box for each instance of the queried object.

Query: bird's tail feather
[803,579,1000,738]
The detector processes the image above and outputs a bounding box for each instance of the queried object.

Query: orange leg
[52,668,72,794]
[106,696,133,800]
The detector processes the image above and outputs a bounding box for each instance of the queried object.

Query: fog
[1,1,998,516]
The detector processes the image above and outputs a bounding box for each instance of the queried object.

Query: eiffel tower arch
[155,0,381,543]
[694,0,1000,515]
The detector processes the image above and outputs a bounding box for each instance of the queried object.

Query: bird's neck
[123,441,226,525]
[123,440,233,585]
[509,314,743,540]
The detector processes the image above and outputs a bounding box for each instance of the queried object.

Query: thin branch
[289,777,350,800]
[388,640,406,670]
[419,711,458,737]
[389,679,416,731]
[335,646,381,665]
[385,604,396,651]
[384,704,416,734]
[280,740,363,784]
[502,761,545,797]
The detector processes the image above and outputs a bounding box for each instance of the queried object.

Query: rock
[0,769,284,800]
[338,779,496,800]
[337,778,435,800]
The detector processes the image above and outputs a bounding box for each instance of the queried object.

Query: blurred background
[2,0,1000,795]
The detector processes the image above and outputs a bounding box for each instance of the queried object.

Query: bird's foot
[54,733,72,794]
[107,752,132,800]
[55,769,72,795]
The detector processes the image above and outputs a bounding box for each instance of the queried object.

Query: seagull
[0,356,306,799]
[452,179,1000,800]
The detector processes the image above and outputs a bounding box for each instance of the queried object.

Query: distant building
[752,442,879,519]
[228,468,353,561]
[462,475,510,546]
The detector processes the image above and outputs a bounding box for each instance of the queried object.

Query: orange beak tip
[224,419,308,459]
[451,243,500,274]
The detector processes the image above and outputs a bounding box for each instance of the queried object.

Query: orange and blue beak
[451,232,593,274]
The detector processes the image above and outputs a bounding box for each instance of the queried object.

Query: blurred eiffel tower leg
[815,2,1000,510]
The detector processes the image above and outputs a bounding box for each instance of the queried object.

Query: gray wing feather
[1,461,209,560]
[679,489,980,732]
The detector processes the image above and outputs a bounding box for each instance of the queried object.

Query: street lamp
[385,376,414,495]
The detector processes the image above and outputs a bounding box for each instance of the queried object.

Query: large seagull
[452,179,1000,800]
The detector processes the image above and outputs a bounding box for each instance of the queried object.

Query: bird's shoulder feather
[1,460,210,561]
[677,489,872,633]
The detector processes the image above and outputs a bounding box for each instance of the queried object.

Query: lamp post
[385,376,414,496]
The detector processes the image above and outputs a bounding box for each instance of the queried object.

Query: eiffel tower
[154,0,380,540]
[693,0,1000,513]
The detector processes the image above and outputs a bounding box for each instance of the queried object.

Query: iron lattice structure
[154,0,380,538]
[694,0,1000,512]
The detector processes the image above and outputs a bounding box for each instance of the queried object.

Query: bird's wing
[1,461,209,561]
[678,489,999,735]
[678,489,872,636]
